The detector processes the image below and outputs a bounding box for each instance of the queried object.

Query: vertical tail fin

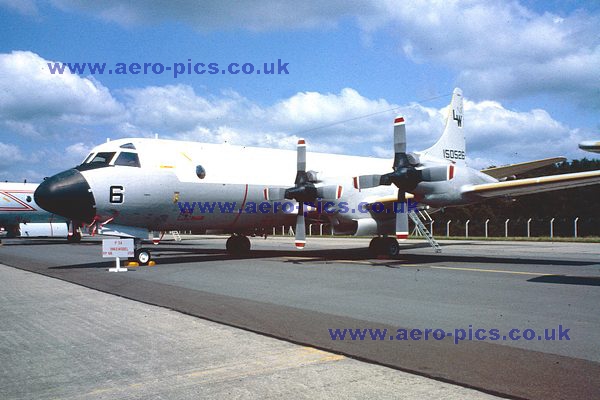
[421,88,466,164]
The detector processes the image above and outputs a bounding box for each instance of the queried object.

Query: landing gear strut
[369,236,400,257]
[226,234,251,255]
[67,231,82,243]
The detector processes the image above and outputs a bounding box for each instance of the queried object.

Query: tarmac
[0,235,599,399]
[0,263,497,399]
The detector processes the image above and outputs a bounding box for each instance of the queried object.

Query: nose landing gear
[134,248,152,265]
[129,238,152,266]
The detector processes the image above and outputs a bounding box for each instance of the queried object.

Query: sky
[0,0,599,182]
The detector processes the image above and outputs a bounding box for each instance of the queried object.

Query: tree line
[428,158,600,237]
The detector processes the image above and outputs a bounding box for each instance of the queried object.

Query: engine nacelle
[331,217,395,237]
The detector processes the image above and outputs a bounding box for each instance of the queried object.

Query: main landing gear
[226,234,251,255]
[369,236,400,257]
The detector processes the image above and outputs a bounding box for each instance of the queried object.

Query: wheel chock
[148,261,156,266]
[127,261,140,267]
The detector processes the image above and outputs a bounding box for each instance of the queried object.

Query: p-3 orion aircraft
[34,89,600,264]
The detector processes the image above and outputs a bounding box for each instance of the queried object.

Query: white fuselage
[0,182,63,225]
[78,138,496,234]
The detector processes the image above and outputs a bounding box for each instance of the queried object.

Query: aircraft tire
[226,235,251,254]
[369,237,399,257]
[368,237,384,256]
[382,237,400,257]
[135,248,151,265]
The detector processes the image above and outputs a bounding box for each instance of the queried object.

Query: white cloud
[0,142,26,181]
[0,51,124,137]
[0,142,24,167]
[65,142,92,159]
[462,99,585,165]
[0,50,593,181]
[120,85,256,134]
[40,1,600,107]
[118,82,588,166]
[362,1,600,106]
[121,85,398,154]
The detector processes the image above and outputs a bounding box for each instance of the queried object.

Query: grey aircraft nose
[34,169,96,223]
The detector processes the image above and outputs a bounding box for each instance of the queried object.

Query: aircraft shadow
[52,245,596,269]
[527,275,600,286]
[0,238,99,246]
[41,239,597,270]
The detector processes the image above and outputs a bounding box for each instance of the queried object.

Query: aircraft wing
[463,170,600,198]
[480,157,566,179]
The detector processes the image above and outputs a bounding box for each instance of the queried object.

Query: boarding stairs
[408,209,441,253]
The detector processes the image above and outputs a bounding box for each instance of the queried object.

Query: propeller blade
[295,202,306,249]
[316,185,343,200]
[395,190,409,241]
[420,164,455,182]
[393,116,406,154]
[353,175,382,190]
[297,139,306,173]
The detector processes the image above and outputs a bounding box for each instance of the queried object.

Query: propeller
[353,116,454,240]
[265,139,342,249]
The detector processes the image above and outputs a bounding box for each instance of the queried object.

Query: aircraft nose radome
[34,169,96,223]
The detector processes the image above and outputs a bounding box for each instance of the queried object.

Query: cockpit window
[114,152,141,167]
[89,152,116,165]
[82,153,95,164]
[75,151,116,171]
[120,143,136,150]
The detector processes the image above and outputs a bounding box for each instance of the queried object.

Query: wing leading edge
[463,170,600,198]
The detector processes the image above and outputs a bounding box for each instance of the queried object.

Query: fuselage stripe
[231,183,249,229]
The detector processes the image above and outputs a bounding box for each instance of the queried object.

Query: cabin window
[196,165,206,179]
[114,152,141,168]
